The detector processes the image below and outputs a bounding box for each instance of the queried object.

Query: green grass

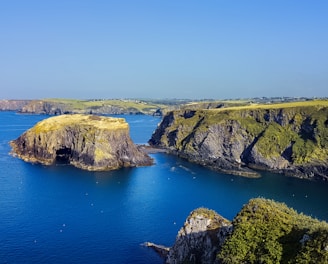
[158,100,328,166]
[210,100,328,112]
[30,114,128,134]
[217,198,328,263]
[43,98,168,113]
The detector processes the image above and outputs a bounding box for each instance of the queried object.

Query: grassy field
[210,99,328,112]
[43,98,169,113]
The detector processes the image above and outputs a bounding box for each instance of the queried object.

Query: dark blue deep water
[1,112,328,263]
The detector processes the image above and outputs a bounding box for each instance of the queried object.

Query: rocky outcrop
[149,101,328,180]
[166,208,232,264]
[20,100,72,115]
[10,114,153,171]
[149,198,328,264]
[0,99,31,111]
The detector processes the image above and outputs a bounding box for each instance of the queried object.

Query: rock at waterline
[10,114,153,171]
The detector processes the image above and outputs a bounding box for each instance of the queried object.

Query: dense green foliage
[217,198,328,263]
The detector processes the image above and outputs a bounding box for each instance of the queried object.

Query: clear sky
[1,0,327,100]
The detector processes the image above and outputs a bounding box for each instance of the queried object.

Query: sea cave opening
[56,147,72,164]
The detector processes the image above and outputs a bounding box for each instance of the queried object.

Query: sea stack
[10,114,153,171]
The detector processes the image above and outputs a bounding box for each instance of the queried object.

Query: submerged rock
[10,114,153,171]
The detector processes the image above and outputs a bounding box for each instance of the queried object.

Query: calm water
[1,112,328,264]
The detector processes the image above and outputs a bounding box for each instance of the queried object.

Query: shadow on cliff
[147,226,230,264]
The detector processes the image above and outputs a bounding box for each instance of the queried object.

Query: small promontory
[10,114,153,170]
[148,198,328,263]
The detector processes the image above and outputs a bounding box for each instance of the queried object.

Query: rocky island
[10,114,153,170]
[149,100,328,181]
[147,198,328,263]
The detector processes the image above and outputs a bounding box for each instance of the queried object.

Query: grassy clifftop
[161,198,328,263]
[218,198,328,263]
[150,100,328,180]
[44,98,168,114]
[31,114,128,133]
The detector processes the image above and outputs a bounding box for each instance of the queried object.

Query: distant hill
[1,97,320,116]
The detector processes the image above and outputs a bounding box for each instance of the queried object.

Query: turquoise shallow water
[0,112,328,263]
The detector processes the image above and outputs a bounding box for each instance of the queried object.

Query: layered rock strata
[149,101,328,180]
[10,114,153,171]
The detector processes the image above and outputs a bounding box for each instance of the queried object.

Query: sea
[0,111,328,264]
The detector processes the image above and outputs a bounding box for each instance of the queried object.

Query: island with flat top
[10,114,153,171]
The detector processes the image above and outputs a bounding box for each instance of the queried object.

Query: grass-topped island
[10,114,153,171]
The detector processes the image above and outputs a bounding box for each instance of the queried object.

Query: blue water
[1,112,328,264]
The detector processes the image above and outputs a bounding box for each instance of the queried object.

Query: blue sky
[1,0,327,99]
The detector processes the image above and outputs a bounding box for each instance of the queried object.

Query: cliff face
[20,100,129,115]
[0,100,31,111]
[149,101,328,180]
[20,100,72,115]
[166,208,232,264]
[19,99,160,115]
[10,114,153,171]
[152,199,328,264]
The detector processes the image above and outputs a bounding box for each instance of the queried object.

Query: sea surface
[1,112,328,264]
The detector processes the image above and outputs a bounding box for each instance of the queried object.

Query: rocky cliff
[19,100,131,115]
[149,101,328,180]
[149,198,328,263]
[10,114,153,171]
[166,208,232,264]
[20,100,72,115]
[19,99,164,115]
[0,99,30,111]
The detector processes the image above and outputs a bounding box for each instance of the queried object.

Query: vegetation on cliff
[19,98,169,115]
[2,97,316,116]
[218,198,328,263]
[157,198,328,264]
[10,114,153,171]
[149,100,328,180]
